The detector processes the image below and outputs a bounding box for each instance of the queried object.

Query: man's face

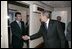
[16,14,22,21]
[40,14,48,22]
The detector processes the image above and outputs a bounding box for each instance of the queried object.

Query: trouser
[68,41,71,48]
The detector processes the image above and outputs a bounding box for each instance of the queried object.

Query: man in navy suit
[10,12,27,48]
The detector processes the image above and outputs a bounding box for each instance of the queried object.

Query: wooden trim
[8,9,17,11]
[35,42,44,48]
[37,7,44,11]
[8,1,29,8]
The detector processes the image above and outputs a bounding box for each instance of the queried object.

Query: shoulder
[50,19,56,21]
[60,22,65,24]
[10,21,16,25]
[50,19,58,23]
[68,22,71,25]
[51,19,62,25]
[21,21,25,25]
[67,22,71,27]
[10,21,16,27]
[21,21,24,23]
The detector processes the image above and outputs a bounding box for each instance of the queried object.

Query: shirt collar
[16,20,20,23]
[45,18,50,24]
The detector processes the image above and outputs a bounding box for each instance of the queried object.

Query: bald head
[57,16,61,21]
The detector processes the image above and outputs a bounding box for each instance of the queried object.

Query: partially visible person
[66,22,71,48]
[26,15,29,36]
[57,16,65,32]
[57,16,69,48]
[25,15,29,48]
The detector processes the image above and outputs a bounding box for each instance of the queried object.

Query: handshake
[22,35,30,40]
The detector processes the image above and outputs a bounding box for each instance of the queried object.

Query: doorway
[7,1,30,48]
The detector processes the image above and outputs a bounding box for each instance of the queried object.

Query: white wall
[30,12,44,48]
[67,7,71,23]
[52,7,71,23]
[51,7,71,35]
[20,1,54,48]
[52,11,67,23]
[1,1,8,48]
[1,1,54,48]
[8,4,29,24]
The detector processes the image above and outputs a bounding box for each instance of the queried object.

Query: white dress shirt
[16,20,21,28]
[45,19,50,29]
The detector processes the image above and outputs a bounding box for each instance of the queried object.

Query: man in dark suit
[57,16,65,32]
[57,16,69,48]
[27,12,66,48]
[25,15,29,48]
[10,12,27,48]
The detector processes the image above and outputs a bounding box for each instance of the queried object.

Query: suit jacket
[26,22,29,36]
[66,22,71,41]
[30,19,66,48]
[10,21,26,48]
[59,22,69,48]
[59,22,65,32]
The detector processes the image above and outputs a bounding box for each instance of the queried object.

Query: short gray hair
[43,11,49,18]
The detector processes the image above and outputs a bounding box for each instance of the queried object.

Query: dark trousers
[65,40,69,48]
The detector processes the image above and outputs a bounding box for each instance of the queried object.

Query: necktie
[18,21,21,29]
[44,23,48,30]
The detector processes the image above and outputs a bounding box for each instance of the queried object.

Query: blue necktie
[44,23,48,30]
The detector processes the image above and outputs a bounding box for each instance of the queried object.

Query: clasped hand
[22,35,30,40]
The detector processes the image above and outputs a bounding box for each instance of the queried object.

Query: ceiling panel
[41,1,71,8]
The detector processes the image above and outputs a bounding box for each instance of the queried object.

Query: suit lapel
[20,21,23,31]
[47,20,53,32]
[47,20,52,32]
[44,23,48,31]
[14,21,22,31]
[43,20,53,31]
